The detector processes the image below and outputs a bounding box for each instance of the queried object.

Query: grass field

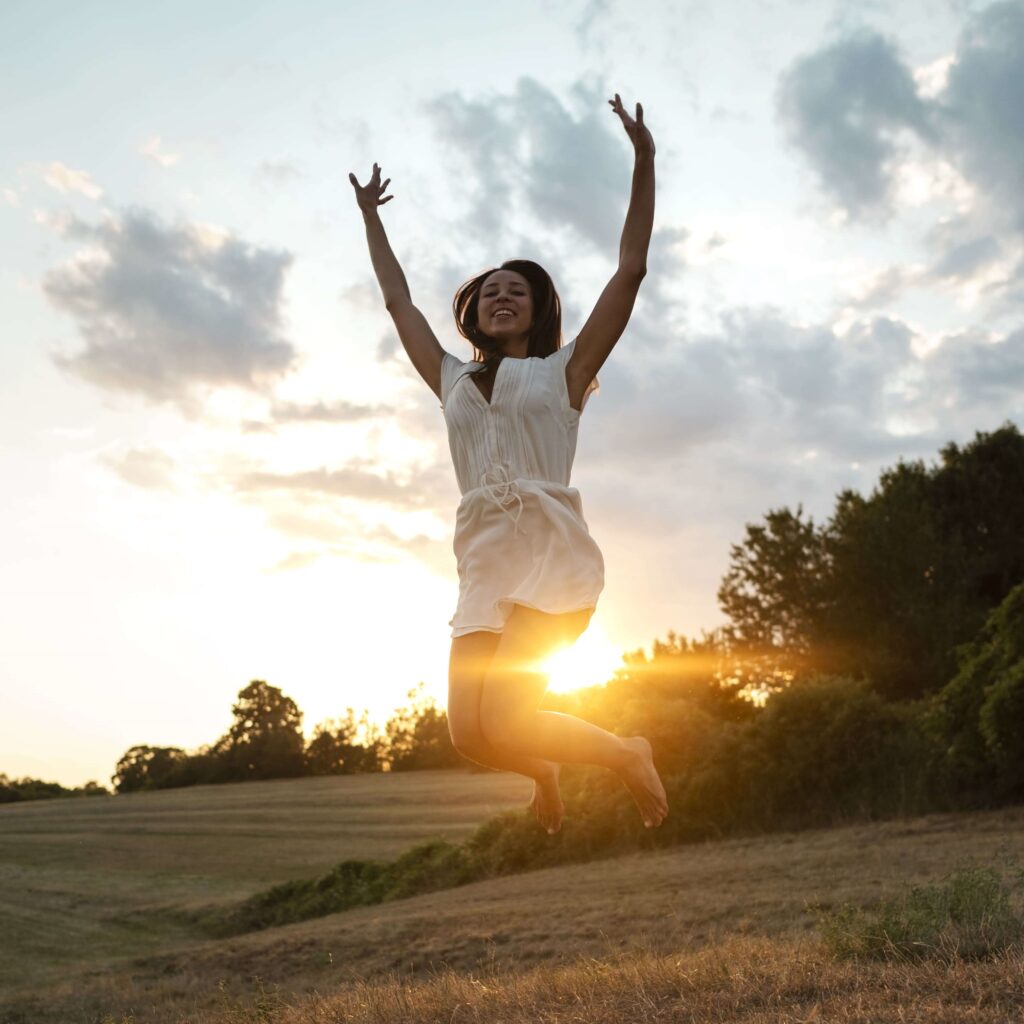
[2,772,1022,1023]
[0,769,529,997]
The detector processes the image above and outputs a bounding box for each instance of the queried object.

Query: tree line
[0,775,109,804]
[111,680,463,793]
[717,421,1024,702]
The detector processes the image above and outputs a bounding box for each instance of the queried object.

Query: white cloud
[40,161,103,200]
[778,2,1024,236]
[776,27,936,221]
[138,135,180,167]
[43,205,298,416]
[934,0,1024,234]
[423,76,631,250]
[228,458,451,513]
[912,52,956,99]
[100,446,179,490]
[254,160,303,187]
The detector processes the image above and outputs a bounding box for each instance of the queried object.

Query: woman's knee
[447,716,487,759]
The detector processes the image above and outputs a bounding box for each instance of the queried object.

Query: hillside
[0,768,529,996]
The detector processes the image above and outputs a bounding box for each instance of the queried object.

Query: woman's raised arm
[566,96,655,408]
[349,163,445,401]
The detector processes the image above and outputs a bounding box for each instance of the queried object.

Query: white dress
[439,336,604,638]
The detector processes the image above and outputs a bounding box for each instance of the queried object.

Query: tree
[111,745,188,793]
[823,461,953,697]
[384,682,462,771]
[932,582,1024,798]
[215,680,306,781]
[717,504,831,689]
[306,708,384,775]
[718,424,1024,700]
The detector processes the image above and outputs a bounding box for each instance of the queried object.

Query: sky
[2,0,1022,787]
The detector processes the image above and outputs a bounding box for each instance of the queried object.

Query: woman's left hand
[609,93,655,158]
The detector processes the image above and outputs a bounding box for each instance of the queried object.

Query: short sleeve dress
[438,336,604,638]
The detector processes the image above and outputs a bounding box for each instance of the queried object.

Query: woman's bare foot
[529,763,564,835]
[618,736,669,828]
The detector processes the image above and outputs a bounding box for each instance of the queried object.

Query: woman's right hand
[349,162,393,215]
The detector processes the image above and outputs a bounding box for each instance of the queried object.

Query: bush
[214,839,483,934]
[931,582,1024,799]
[816,864,1024,962]
[742,675,936,826]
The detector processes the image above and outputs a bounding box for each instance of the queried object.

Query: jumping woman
[349,93,668,835]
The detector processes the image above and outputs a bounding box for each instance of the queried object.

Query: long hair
[451,259,563,385]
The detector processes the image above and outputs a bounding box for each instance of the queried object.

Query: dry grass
[4,804,1023,1023]
[219,935,1024,1024]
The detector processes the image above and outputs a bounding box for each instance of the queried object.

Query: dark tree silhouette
[216,680,306,781]
[384,682,462,771]
[719,423,1024,699]
[111,745,188,793]
[932,581,1024,798]
[306,708,386,775]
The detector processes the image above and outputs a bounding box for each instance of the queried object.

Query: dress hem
[450,599,597,638]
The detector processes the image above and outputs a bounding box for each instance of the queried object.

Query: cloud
[262,521,451,576]
[265,550,323,573]
[422,76,631,250]
[839,263,924,311]
[258,502,453,577]
[588,304,1022,490]
[839,233,1009,313]
[776,28,935,221]
[630,224,689,331]
[929,234,1003,281]
[100,445,178,490]
[41,161,103,200]
[254,160,304,187]
[574,0,613,50]
[43,205,298,416]
[933,0,1024,232]
[229,458,452,512]
[924,324,1024,409]
[777,2,1024,236]
[241,395,387,433]
[138,136,180,167]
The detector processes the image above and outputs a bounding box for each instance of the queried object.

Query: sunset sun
[539,616,623,694]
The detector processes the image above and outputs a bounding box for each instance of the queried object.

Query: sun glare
[540,616,622,694]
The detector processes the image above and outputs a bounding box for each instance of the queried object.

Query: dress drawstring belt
[478,460,526,535]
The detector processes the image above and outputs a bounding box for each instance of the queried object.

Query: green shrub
[931,582,1024,798]
[213,839,488,934]
[749,675,936,824]
[816,864,1024,962]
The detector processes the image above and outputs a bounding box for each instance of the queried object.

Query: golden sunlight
[540,616,623,694]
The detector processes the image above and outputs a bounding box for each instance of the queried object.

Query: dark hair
[451,259,563,385]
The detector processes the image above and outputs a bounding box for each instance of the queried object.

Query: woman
[349,93,668,835]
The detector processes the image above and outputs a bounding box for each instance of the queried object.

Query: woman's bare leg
[479,604,669,828]
[448,629,565,833]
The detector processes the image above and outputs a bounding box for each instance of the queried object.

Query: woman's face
[477,270,534,342]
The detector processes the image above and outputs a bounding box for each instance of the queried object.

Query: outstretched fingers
[349,163,394,207]
[609,92,636,127]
